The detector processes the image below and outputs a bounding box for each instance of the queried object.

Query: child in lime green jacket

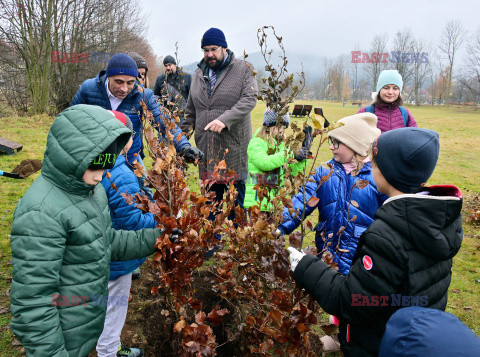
[244,108,310,211]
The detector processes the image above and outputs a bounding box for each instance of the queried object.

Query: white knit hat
[328,113,381,156]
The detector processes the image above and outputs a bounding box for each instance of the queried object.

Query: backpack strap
[399,106,409,126]
[365,105,375,114]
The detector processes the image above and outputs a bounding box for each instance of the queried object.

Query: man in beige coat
[181,27,257,219]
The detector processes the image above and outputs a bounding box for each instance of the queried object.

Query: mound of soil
[112,260,324,356]
[121,260,239,356]
[11,159,42,178]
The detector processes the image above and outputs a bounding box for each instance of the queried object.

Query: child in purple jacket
[358,70,418,132]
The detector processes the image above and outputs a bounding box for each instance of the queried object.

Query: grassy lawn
[0,101,479,355]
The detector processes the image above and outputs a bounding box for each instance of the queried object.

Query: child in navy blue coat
[96,111,157,357]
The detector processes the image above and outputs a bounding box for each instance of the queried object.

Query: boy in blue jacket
[96,111,156,357]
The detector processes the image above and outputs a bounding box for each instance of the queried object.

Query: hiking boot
[117,343,144,357]
[131,267,141,280]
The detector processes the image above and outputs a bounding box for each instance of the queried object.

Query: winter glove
[287,247,306,272]
[179,146,204,163]
[169,228,183,243]
[294,125,313,161]
[275,229,284,239]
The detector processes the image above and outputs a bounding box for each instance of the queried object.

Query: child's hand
[287,247,306,272]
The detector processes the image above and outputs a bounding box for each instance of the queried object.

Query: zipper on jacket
[388,104,392,130]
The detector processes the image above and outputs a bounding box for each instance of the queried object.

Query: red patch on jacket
[363,255,373,270]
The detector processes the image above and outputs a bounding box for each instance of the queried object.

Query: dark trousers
[204,181,245,257]
[208,181,246,223]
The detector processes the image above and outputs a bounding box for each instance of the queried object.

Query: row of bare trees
[306,20,475,106]
[0,0,161,113]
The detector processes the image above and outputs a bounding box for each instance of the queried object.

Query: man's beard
[206,53,225,70]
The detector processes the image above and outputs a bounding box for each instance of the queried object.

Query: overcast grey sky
[141,0,479,65]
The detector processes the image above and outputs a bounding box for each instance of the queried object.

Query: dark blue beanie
[201,28,228,48]
[372,128,440,193]
[106,53,139,78]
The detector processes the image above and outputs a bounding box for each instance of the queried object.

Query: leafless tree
[0,0,147,113]
[459,27,480,103]
[390,28,415,87]
[411,38,432,105]
[349,41,361,100]
[364,33,389,91]
[438,20,467,102]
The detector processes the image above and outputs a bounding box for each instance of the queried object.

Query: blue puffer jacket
[71,70,190,166]
[101,155,157,280]
[278,159,387,274]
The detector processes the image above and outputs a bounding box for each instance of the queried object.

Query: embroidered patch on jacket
[362,255,373,270]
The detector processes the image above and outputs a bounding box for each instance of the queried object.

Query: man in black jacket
[154,55,191,111]
[288,128,463,356]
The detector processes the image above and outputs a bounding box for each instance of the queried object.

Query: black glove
[294,125,313,161]
[169,228,183,243]
[179,146,204,163]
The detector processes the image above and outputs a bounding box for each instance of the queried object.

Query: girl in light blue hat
[358,70,418,132]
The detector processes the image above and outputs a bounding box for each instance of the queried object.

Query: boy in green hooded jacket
[10,105,164,356]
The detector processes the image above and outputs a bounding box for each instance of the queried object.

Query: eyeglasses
[328,137,341,149]
[202,46,222,54]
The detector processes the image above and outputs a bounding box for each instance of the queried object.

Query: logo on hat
[363,255,373,270]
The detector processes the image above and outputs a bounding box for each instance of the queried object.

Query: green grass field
[0,101,479,355]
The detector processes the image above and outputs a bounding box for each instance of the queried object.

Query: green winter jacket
[244,128,307,210]
[10,104,161,357]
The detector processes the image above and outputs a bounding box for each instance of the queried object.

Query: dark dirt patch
[11,159,42,178]
[118,260,240,356]
[94,259,325,356]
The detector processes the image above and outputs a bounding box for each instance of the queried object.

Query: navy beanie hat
[372,128,440,193]
[201,28,228,48]
[163,55,176,66]
[106,53,139,78]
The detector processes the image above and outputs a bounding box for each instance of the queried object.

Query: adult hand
[287,247,306,272]
[179,146,204,163]
[204,119,226,133]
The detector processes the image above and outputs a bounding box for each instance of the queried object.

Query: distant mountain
[179,51,326,81]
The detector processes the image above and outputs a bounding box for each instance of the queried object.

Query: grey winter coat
[181,51,257,180]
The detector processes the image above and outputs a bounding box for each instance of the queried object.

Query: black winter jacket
[154,70,192,108]
[293,185,463,357]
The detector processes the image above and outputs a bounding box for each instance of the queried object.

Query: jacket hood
[42,104,131,194]
[379,306,480,357]
[377,185,463,260]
